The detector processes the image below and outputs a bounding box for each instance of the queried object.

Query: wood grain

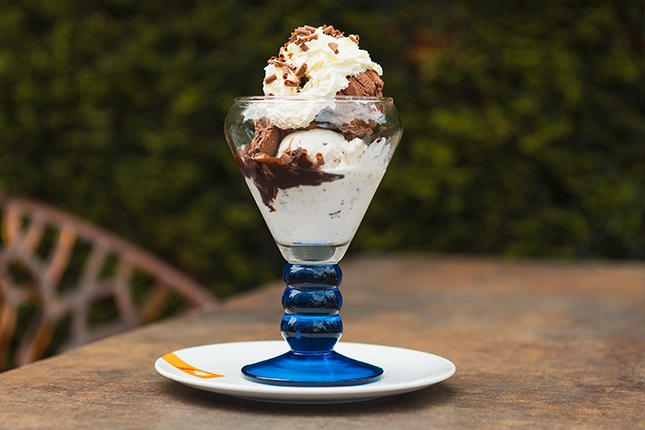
[0,255,643,429]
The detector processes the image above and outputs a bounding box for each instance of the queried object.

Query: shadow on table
[164,381,458,415]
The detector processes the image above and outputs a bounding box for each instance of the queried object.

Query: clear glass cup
[224,96,402,386]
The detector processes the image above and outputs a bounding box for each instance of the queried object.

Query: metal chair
[0,195,218,370]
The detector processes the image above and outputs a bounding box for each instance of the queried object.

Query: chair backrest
[0,195,218,370]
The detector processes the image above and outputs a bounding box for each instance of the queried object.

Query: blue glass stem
[281,264,343,352]
[241,263,383,386]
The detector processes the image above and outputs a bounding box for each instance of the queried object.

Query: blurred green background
[1,0,643,297]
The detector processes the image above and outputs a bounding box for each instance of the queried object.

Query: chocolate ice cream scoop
[249,118,285,157]
[337,70,384,97]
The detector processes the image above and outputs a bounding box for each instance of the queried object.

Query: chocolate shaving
[295,63,307,77]
[300,43,309,52]
[264,74,278,84]
[349,35,359,44]
[322,25,344,38]
[282,66,289,79]
[328,42,339,54]
[284,79,298,87]
[289,26,321,46]
[314,153,325,168]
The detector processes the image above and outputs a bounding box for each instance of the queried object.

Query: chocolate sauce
[236,150,344,212]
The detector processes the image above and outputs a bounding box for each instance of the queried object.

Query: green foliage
[359,0,645,259]
[1,0,643,296]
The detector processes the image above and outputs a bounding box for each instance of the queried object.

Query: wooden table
[1,255,643,429]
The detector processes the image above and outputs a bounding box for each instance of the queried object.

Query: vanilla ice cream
[247,130,394,262]
[277,129,365,169]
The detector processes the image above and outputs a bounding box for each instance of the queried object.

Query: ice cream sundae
[223,24,404,387]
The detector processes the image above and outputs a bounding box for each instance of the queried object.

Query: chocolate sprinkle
[322,24,344,38]
[295,63,308,77]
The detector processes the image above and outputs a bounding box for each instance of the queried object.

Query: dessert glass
[224,96,402,386]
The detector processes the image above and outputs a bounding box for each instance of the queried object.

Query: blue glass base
[242,350,383,386]
[240,263,383,386]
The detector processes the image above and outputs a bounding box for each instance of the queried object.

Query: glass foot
[242,350,383,386]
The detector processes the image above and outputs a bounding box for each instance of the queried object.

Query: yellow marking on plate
[162,353,224,379]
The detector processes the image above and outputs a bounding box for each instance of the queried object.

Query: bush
[1,0,643,297]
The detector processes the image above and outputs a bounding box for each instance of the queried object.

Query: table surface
[1,255,643,429]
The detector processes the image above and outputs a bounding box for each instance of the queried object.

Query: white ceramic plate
[155,341,456,404]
